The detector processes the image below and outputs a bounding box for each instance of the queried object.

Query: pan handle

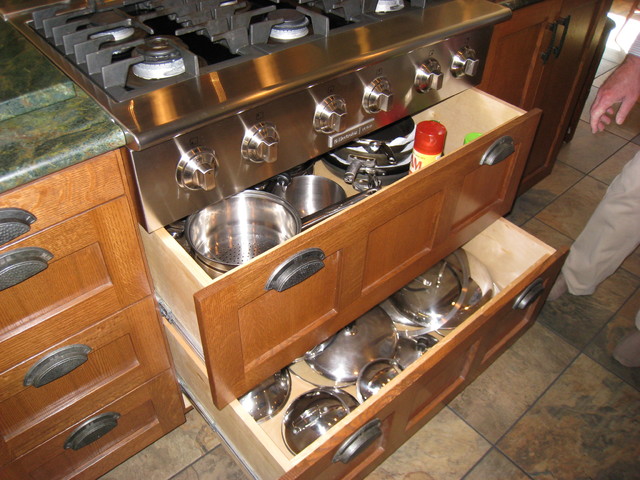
[301,188,378,230]
[265,248,326,292]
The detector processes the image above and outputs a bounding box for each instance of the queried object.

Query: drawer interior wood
[163,218,557,477]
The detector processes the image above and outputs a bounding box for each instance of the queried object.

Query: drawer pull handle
[24,344,92,388]
[64,412,121,450]
[0,208,36,246]
[480,136,515,166]
[0,247,53,291]
[333,419,382,464]
[265,248,326,292]
[513,278,545,310]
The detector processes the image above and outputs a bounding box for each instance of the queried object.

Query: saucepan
[271,174,347,218]
[186,186,378,276]
[185,190,302,276]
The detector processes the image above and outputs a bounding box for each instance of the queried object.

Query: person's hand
[589,54,640,133]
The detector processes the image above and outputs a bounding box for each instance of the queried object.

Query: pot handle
[333,419,382,463]
[265,248,326,292]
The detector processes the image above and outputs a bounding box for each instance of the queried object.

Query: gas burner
[375,0,405,13]
[268,9,311,41]
[132,36,187,80]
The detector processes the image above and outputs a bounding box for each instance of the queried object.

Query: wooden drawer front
[163,219,565,480]
[187,100,540,408]
[0,195,151,351]
[1,371,185,480]
[0,151,125,245]
[0,297,171,462]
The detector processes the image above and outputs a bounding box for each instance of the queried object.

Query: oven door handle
[265,248,326,292]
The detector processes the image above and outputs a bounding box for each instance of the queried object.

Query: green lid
[463,132,482,144]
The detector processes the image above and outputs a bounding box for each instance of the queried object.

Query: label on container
[410,151,442,172]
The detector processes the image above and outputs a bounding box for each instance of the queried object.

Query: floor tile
[585,288,640,390]
[449,323,577,443]
[589,141,640,184]
[506,162,583,226]
[539,267,640,349]
[171,445,247,480]
[594,58,618,80]
[368,408,490,480]
[555,121,627,174]
[463,449,529,480]
[535,175,609,241]
[622,244,640,278]
[100,410,221,480]
[519,217,572,252]
[498,354,640,480]
[602,101,640,140]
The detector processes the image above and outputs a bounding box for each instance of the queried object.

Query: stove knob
[363,77,393,113]
[451,46,479,78]
[242,122,279,163]
[415,58,443,93]
[176,147,218,191]
[314,95,347,134]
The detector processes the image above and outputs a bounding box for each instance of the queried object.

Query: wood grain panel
[0,298,171,459]
[0,151,125,241]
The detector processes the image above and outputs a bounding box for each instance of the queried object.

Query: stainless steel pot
[186,190,301,275]
[272,174,347,217]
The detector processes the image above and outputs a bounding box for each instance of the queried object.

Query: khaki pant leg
[562,150,640,296]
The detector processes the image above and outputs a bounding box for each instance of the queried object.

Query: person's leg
[553,151,640,298]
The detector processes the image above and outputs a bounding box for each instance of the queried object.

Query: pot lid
[304,306,398,383]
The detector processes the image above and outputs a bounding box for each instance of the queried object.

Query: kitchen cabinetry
[0,150,185,479]
[480,0,613,193]
[140,89,567,478]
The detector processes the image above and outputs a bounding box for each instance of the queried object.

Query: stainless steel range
[3,0,510,231]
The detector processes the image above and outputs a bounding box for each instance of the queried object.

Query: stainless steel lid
[238,368,291,423]
[304,306,398,383]
[282,387,358,454]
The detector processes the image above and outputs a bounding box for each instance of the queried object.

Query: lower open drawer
[162,218,566,479]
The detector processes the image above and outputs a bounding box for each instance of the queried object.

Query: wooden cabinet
[0,150,185,478]
[479,0,613,193]
[140,89,566,478]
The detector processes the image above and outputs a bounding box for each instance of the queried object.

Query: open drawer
[139,88,542,408]
[163,219,566,479]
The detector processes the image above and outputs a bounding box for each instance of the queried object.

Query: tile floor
[101,4,640,479]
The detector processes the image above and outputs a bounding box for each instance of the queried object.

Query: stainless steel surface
[300,187,377,231]
[238,368,292,423]
[5,0,510,231]
[273,175,346,218]
[356,358,402,402]
[381,249,495,335]
[304,306,398,383]
[185,190,301,274]
[282,387,358,455]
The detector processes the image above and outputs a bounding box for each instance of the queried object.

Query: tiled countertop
[0,20,126,194]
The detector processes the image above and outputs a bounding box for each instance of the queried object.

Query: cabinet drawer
[0,297,171,462]
[1,370,185,480]
[140,89,542,408]
[164,219,566,479]
[0,150,126,246]
[0,195,151,347]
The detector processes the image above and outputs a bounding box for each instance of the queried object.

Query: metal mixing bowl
[186,190,301,274]
[282,387,358,454]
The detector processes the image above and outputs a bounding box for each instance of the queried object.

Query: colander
[186,190,302,275]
